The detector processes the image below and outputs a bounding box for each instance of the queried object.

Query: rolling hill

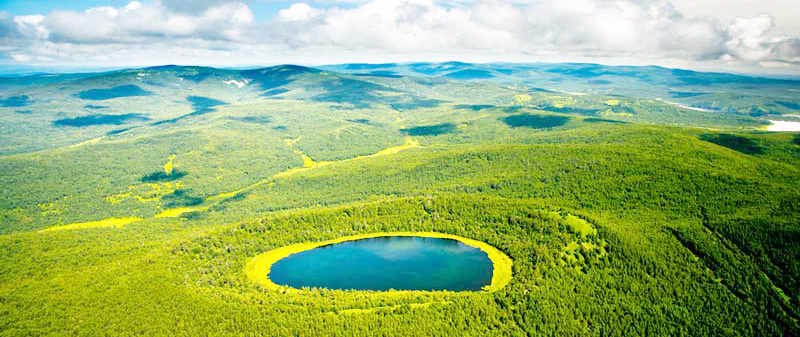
[1,62,799,336]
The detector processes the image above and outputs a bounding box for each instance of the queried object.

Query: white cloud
[266,0,734,61]
[125,1,143,11]
[39,1,253,43]
[520,0,727,60]
[278,3,319,22]
[13,15,44,26]
[273,0,522,51]
[724,13,800,65]
[1,0,798,73]
[10,53,31,62]
[726,14,775,60]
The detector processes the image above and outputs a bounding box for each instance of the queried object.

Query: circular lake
[268,236,494,291]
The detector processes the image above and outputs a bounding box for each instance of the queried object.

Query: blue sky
[0,0,354,21]
[1,1,128,15]
[0,0,798,74]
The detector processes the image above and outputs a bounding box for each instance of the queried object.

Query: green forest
[1,63,799,336]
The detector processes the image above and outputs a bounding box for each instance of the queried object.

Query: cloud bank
[1,0,798,72]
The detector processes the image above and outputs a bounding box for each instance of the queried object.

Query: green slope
[1,64,799,336]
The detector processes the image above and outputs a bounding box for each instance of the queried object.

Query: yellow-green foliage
[107,181,184,204]
[245,231,513,293]
[66,136,104,148]
[50,134,387,225]
[84,137,420,224]
[565,214,597,238]
[336,301,450,315]
[163,154,177,175]
[562,242,582,264]
[514,94,532,104]
[600,110,634,117]
[604,100,621,106]
[155,207,200,218]
[38,217,141,232]
[558,214,605,268]
[204,137,416,203]
[38,198,67,216]
[356,136,418,158]
[205,190,241,202]
[1,65,798,336]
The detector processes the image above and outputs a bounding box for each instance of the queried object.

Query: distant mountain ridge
[0,62,798,155]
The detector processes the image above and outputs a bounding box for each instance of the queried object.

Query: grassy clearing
[38,216,142,232]
[565,214,597,238]
[107,181,184,204]
[155,207,201,218]
[163,154,176,175]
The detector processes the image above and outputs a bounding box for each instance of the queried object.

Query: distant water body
[768,120,800,131]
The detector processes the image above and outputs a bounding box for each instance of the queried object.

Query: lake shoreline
[244,231,513,293]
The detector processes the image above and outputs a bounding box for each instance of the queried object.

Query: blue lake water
[269,236,494,291]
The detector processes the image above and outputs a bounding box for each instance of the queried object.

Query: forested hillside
[1,63,799,336]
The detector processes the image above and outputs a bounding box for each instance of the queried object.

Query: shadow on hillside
[669,91,708,98]
[584,118,629,124]
[501,114,570,128]
[262,88,288,97]
[77,85,152,100]
[401,123,456,136]
[152,95,227,125]
[454,104,495,111]
[1,95,31,107]
[228,116,271,124]
[776,101,800,110]
[53,113,149,127]
[352,71,402,78]
[535,105,601,115]
[700,134,764,155]
[346,119,371,124]
[443,69,495,80]
[161,189,204,208]
[141,170,187,183]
